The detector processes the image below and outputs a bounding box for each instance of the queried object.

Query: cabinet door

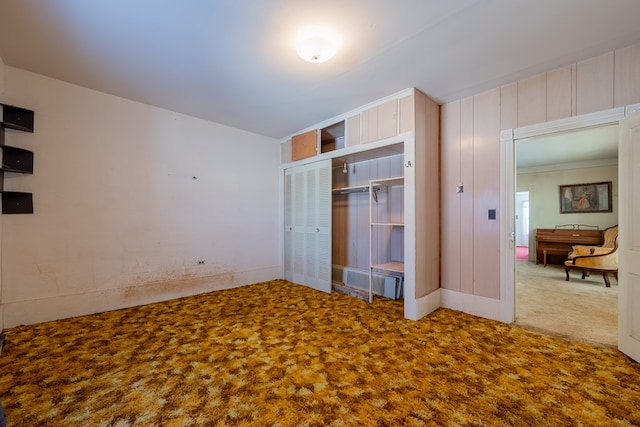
[284,160,332,293]
[377,99,398,140]
[361,100,398,144]
[399,95,415,134]
[347,114,361,146]
[291,129,318,161]
[361,107,378,144]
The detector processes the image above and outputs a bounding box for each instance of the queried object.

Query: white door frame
[500,104,640,324]
[618,106,640,361]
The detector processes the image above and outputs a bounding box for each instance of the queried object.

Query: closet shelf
[370,176,404,188]
[371,261,404,274]
[0,122,33,133]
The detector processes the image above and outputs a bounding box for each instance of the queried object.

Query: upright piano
[535,227,603,266]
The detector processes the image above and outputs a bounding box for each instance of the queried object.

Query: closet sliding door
[284,159,332,293]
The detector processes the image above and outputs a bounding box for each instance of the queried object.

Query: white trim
[404,289,441,321]
[500,131,515,323]
[626,103,640,117]
[441,289,506,322]
[513,107,626,140]
[617,109,640,362]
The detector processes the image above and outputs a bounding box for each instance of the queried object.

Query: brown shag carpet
[0,279,639,426]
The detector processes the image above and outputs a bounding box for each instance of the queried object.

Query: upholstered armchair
[567,225,618,258]
[564,225,618,287]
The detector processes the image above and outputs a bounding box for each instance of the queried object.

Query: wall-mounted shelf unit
[1,103,35,214]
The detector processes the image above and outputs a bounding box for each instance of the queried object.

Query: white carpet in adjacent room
[515,260,617,347]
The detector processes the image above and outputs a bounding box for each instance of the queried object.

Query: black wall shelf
[1,145,34,174]
[1,104,34,133]
[2,192,33,214]
[0,103,35,214]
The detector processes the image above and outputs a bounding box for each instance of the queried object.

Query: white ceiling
[1,0,640,145]
[517,124,620,170]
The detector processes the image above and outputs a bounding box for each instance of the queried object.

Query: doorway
[512,128,618,346]
[499,107,632,346]
[515,191,530,261]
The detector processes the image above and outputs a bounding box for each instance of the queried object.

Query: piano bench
[542,248,570,267]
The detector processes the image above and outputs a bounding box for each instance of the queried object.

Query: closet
[281,88,440,320]
[331,153,405,302]
[284,160,332,292]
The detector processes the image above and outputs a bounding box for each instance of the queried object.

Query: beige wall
[441,42,640,299]
[517,165,619,257]
[1,65,281,327]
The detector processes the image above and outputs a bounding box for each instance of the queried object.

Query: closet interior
[331,151,405,302]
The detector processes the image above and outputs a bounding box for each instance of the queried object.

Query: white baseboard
[2,266,280,328]
[441,288,510,323]
[404,289,441,320]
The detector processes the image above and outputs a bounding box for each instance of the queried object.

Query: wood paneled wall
[441,42,640,299]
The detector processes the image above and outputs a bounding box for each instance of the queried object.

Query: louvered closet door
[284,172,294,280]
[284,159,332,293]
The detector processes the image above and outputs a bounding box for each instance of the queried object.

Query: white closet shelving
[369,176,405,302]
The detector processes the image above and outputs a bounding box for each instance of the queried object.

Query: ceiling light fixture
[295,26,340,63]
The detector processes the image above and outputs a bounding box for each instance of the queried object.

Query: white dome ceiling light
[295,26,341,63]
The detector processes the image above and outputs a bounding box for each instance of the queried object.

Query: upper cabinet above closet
[282,89,416,165]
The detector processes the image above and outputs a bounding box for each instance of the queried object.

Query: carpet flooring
[1,279,639,426]
[515,260,618,347]
[515,246,528,260]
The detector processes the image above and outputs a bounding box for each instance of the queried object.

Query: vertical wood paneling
[577,51,614,115]
[412,90,440,298]
[441,101,461,292]
[354,162,371,270]
[399,94,415,134]
[331,194,347,267]
[346,193,359,268]
[546,66,572,121]
[500,83,518,130]
[281,140,292,164]
[437,41,640,305]
[615,44,640,107]
[517,73,546,127]
[332,166,348,267]
[460,96,474,295]
[347,114,361,147]
[377,99,398,140]
[426,96,440,294]
[473,88,501,299]
[361,108,374,144]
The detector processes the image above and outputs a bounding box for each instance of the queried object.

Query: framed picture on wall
[559,181,612,214]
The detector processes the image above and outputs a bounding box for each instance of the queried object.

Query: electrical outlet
[198,260,205,265]
[488,209,496,220]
